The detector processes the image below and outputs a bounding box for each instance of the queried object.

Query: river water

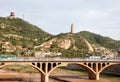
[0,69,119,82]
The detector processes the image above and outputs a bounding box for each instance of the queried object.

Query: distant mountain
[0,17,52,55]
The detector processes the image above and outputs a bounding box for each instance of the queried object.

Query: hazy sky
[0,0,120,40]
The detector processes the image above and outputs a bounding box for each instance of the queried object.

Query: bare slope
[36,33,94,57]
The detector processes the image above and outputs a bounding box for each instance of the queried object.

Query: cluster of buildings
[34,51,62,57]
[93,44,118,59]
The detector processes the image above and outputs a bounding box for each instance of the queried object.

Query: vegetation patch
[2,64,39,73]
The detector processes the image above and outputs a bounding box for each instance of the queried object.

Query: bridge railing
[0,57,120,62]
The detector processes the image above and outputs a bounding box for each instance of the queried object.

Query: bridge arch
[0,62,45,74]
[48,62,96,76]
[99,63,120,74]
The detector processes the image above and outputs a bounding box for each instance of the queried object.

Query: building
[34,51,62,57]
[88,56,101,60]
[9,12,16,19]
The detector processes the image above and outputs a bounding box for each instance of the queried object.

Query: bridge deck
[0,58,120,62]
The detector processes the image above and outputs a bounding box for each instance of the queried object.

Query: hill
[0,17,52,55]
[79,31,120,50]
[36,33,94,57]
[36,31,119,58]
[0,17,119,58]
[78,31,120,58]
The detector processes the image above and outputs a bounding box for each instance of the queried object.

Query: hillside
[36,31,119,58]
[79,31,120,50]
[36,33,94,57]
[78,31,120,58]
[0,17,52,55]
[0,17,119,58]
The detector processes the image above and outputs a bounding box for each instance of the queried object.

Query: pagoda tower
[71,24,75,33]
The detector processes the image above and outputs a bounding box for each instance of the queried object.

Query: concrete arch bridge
[0,58,120,82]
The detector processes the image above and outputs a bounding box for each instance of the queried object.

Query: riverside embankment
[0,67,120,82]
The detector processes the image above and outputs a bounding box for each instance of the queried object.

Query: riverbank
[50,67,120,82]
[0,65,120,82]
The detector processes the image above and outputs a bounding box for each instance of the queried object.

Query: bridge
[0,57,120,82]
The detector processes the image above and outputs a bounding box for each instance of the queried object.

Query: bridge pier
[89,72,99,80]
[88,63,100,80]
[41,74,49,82]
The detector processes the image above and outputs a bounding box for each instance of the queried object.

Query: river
[0,69,119,82]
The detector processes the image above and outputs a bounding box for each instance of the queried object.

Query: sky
[0,0,120,40]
